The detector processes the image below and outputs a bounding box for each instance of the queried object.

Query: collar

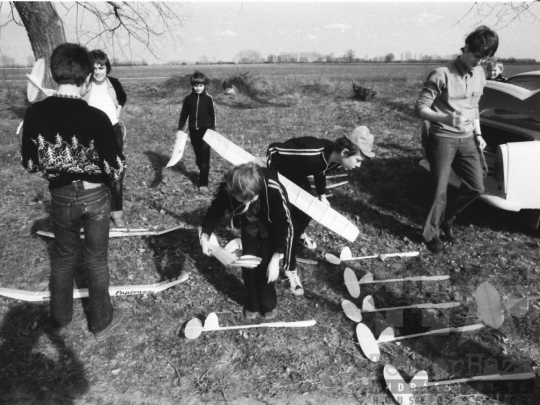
[52,92,82,100]
[453,57,473,77]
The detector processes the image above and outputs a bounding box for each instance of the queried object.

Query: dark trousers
[50,181,113,333]
[423,135,484,243]
[110,123,124,212]
[240,225,277,314]
[189,127,211,187]
[283,176,311,271]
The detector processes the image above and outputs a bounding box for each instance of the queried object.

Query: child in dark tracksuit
[200,163,294,320]
[178,72,216,191]
[267,127,375,295]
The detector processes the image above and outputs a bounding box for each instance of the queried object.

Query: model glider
[184,312,316,339]
[342,298,459,323]
[326,247,419,265]
[384,364,534,405]
[203,130,359,242]
[36,225,184,239]
[166,131,188,167]
[0,274,189,302]
[344,268,449,299]
[198,228,262,268]
[356,322,484,363]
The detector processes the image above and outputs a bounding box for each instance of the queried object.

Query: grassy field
[1,67,540,405]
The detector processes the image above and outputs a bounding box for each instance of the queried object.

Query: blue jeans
[50,181,113,333]
[423,135,484,243]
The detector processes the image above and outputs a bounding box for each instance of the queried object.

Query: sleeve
[415,69,446,116]
[267,180,294,255]
[92,111,127,181]
[266,143,280,169]
[209,96,216,130]
[178,96,189,130]
[110,78,127,107]
[20,106,41,174]
[313,172,327,196]
[201,183,230,236]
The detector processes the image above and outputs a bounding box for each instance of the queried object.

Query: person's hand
[266,253,282,283]
[200,233,212,256]
[448,111,466,127]
[475,135,486,150]
[319,194,331,207]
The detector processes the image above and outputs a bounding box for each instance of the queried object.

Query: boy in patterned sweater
[21,43,127,341]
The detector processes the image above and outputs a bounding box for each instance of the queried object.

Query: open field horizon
[3,62,540,84]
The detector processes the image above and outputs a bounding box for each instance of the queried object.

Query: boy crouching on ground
[200,162,294,320]
[21,43,127,340]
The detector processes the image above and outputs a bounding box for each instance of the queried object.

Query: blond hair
[225,162,264,202]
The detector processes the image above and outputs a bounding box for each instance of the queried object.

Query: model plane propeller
[184,312,316,340]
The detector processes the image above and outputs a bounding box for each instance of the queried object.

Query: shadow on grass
[144,214,245,308]
[0,304,89,404]
[144,151,199,188]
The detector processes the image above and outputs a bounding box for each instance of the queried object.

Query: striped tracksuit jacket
[201,167,294,313]
[267,137,340,269]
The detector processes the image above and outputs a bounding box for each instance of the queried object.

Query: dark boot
[441,223,457,243]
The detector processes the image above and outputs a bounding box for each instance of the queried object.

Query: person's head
[460,26,499,70]
[333,126,375,170]
[50,43,94,87]
[225,162,264,203]
[90,49,111,84]
[190,72,207,94]
[486,57,504,79]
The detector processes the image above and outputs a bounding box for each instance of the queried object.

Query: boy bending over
[200,162,294,320]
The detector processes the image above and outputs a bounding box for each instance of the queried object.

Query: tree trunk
[13,1,66,91]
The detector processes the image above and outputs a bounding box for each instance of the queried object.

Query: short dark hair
[50,43,94,86]
[190,71,208,86]
[91,49,112,74]
[462,26,499,58]
[225,162,264,202]
[333,136,362,157]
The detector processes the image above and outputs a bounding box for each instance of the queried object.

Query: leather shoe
[441,223,457,243]
[425,237,443,254]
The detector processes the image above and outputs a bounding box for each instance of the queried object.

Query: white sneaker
[284,270,304,296]
[299,233,317,250]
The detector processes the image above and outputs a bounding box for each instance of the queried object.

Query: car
[506,70,540,90]
[419,72,540,227]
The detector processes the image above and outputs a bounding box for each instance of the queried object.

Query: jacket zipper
[195,94,200,128]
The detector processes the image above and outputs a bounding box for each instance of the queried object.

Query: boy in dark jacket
[267,127,375,295]
[200,162,294,320]
[21,43,127,341]
[178,72,216,192]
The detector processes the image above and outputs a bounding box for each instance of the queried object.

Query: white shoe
[299,233,317,250]
[284,270,304,296]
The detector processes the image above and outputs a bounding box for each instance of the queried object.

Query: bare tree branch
[457,1,540,29]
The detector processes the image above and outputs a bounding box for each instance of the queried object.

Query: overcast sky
[1,1,539,65]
